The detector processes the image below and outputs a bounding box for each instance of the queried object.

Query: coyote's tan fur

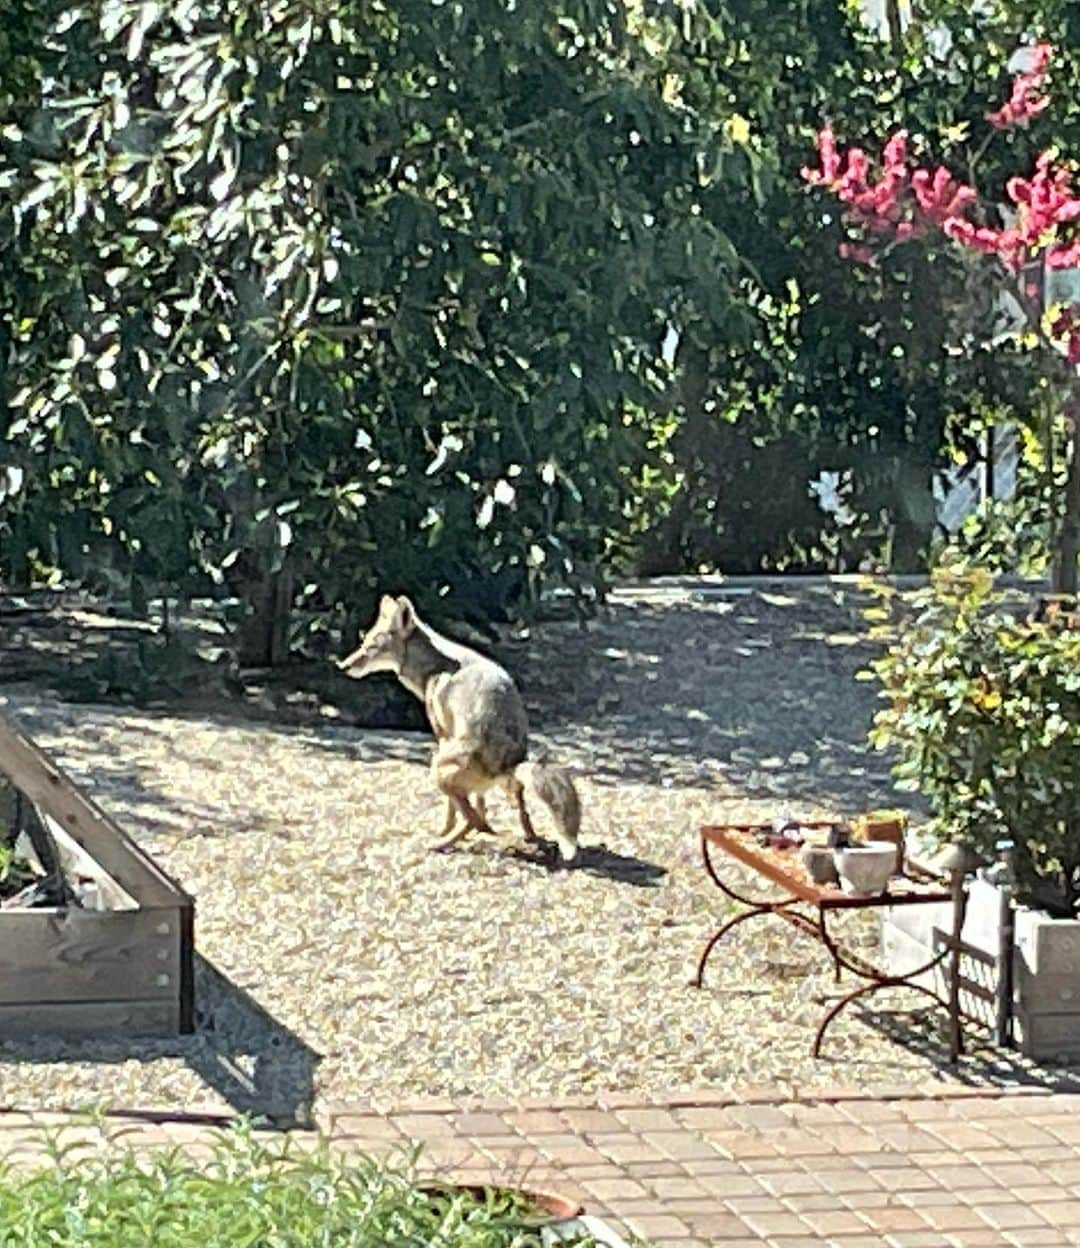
[337,595,581,861]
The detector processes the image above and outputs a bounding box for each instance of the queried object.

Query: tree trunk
[1055,410,1080,596]
[236,566,295,668]
[884,0,905,52]
[633,333,710,576]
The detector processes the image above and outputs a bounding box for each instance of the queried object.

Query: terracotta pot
[417,1181,584,1224]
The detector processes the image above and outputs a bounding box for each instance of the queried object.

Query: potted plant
[0,1122,633,1247]
[416,1180,585,1228]
[865,561,1080,1058]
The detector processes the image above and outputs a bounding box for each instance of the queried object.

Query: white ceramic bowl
[833,841,896,896]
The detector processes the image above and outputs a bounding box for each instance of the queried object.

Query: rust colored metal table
[692,823,967,1061]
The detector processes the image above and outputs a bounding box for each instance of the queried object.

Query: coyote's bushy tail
[513,761,581,862]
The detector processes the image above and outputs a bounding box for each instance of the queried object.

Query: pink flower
[882,131,908,170]
[1004,153,1080,261]
[1047,240,1080,269]
[803,105,1075,280]
[987,89,1049,130]
[801,126,841,186]
[837,148,870,198]
[912,166,977,224]
[893,221,919,241]
[1068,335,1080,366]
[942,217,976,244]
[986,43,1053,129]
[838,242,875,264]
[833,136,917,234]
[942,217,1023,266]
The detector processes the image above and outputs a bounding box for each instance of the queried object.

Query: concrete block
[1014,907,1080,977]
[882,878,1080,1056]
[1015,1006,1080,1062]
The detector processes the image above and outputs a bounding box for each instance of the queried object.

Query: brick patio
[2,1086,1080,1246]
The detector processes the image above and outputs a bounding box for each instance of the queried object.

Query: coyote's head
[336,594,417,679]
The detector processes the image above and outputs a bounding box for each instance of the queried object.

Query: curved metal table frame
[692,824,967,1061]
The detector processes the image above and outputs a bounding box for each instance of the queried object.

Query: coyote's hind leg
[429,793,491,853]
[502,773,539,844]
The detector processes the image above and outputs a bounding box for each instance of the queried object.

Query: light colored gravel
[0,585,1052,1121]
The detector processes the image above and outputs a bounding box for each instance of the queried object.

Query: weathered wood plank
[0,906,182,1005]
[0,998,180,1039]
[0,709,191,908]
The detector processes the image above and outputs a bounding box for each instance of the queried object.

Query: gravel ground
[0,582,1061,1123]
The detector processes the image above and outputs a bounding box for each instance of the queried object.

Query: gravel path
[0,582,1056,1123]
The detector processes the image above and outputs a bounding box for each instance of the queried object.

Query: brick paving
[2,1086,1080,1246]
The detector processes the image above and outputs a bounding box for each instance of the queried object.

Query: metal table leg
[693,834,820,988]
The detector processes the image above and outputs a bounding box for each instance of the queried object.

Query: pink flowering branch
[986,43,1051,129]
[800,41,1080,592]
[801,128,979,246]
[801,44,1080,366]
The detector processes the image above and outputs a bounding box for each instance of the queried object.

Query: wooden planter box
[0,711,194,1038]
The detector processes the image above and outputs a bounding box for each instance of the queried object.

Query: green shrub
[0,1124,602,1248]
[867,563,1080,914]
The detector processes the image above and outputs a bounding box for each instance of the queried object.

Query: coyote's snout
[338,594,581,862]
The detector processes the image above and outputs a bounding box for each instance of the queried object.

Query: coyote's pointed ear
[396,595,416,631]
[379,594,397,614]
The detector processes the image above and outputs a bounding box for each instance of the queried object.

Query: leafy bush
[0,0,767,639]
[867,564,1080,914]
[0,1125,602,1248]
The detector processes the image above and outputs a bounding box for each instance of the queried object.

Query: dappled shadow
[802,990,1080,1091]
[848,999,1080,1091]
[497,584,905,813]
[2,580,917,819]
[2,696,433,841]
[0,954,320,1127]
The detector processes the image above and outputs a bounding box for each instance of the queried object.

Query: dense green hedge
[2,1,1078,648]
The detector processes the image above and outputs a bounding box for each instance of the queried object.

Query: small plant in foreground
[0,1123,604,1248]
[865,562,1080,915]
[0,839,36,899]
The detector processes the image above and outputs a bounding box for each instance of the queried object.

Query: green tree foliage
[0,0,765,647]
[6,0,1076,647]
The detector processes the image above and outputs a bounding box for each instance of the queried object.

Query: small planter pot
[800,844,839,886]
[416,1181,584,1226]
[416,1181,634,1246]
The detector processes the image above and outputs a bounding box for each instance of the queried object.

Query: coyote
[337,595,581,861]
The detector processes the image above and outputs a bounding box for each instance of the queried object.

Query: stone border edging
[2,1077,1076,1131]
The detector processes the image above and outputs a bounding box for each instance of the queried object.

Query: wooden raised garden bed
[0,709,193,1038]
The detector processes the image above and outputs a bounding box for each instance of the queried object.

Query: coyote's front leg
[433,795,458,844]
[428,746,492,852]
[429,794,490,853]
